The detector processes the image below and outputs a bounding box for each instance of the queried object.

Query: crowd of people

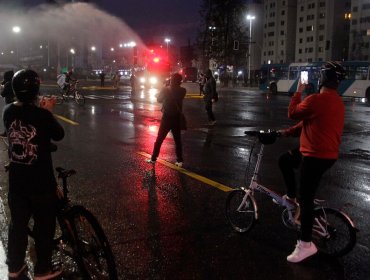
[0,60,347,278]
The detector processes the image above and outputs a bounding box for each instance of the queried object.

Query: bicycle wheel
[66,205,117,280]
[312,207,356,257]
[225,189,256,233]
[74,91,85,105]
[55,90,65,105]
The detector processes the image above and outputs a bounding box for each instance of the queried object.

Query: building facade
[261,0,297,64]
[295,0,350,62]
[261,0,351,64]
[349,0,370,60]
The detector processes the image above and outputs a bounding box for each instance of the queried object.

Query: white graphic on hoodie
[8,120,38,165]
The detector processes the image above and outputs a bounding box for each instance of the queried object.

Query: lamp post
[123,41,137,66]
[70,48,75,68]
[12,26,21,65]
[164,38,171,57]
[246,15,255,85]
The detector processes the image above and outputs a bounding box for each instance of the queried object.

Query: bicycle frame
[243,142,297,221]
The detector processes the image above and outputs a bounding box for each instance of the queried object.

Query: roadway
[0,81,369,279]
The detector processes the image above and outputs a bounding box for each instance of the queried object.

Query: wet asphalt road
[0,82,369,280]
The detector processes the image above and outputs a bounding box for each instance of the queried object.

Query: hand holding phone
[300,71,308,84]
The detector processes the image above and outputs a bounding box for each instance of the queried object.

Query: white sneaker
[287,241,318,263]
[175,162,183,167]
[146,159,156,164]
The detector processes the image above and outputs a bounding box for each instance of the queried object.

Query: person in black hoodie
[3,69,64,280]
[203,69,217,125]
[147,73,186,167]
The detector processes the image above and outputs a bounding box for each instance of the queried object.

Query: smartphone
[300,71,308,84]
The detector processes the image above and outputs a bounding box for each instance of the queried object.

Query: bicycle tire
[66,205,117,280]
[225,189,256,233]
[55,94,65,105]
[74,91,85,105]
[312,207,357,257]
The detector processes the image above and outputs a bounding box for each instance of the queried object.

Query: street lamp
[246,15,255,85]
[70,48,75,68]
[164,38,171,56]
[123,41,137,66]
[12,26,21,65]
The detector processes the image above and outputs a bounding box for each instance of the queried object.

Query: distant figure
[203,69,217,125]
[130,72,137,93]
[198,73,206,96]
[99,71,105,87]
[112,71,121,89]
[57,70,75,95]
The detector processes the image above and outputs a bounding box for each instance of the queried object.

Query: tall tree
[197,0,248,70]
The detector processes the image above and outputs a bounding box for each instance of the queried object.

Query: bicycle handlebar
[244,130,281,145]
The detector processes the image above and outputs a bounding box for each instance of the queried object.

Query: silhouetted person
[99,71,105,87]
[146,73,186,167]
[3,69,64,279]
[203,69,217,125]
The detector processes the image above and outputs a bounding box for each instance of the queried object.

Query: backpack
[57,74,66,88]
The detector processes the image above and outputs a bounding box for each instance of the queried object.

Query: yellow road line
[185,94,203,99]
[54,114,79,125]
[138,151,233,192]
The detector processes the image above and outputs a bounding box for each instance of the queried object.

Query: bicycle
[56,80,85,105]
[27,167,118,279]
[225,130,358,257]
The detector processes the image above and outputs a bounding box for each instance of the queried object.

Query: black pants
[7,192,57,275]
[278,147,301,198]
[279,150,335,242]
[151,115,183,162]
[205,100,215,121]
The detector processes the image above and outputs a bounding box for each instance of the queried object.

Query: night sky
[30,0,202,47]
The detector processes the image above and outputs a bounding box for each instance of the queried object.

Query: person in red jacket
[279,61,346,263]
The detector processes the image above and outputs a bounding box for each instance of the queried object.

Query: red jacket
[287,88,344,159]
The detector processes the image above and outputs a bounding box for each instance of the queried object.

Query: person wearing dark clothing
[3,69,64,280]
[147,73,186,167]
[130,73,137,93]
[198,73,205,95]
[100,71,106,87]
[1,70,15,136]
[203,69,217,125]
[1,70,15,104]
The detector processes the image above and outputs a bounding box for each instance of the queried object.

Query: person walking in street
[1,70,15,136]
[99,71,105,87]
[3,69,65,279]
[112,71,121,89]
[278,61,346,263]
[198,72,205,96]
[203,69,217,125]
[130,71,138,93]
[146,73,186,167]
